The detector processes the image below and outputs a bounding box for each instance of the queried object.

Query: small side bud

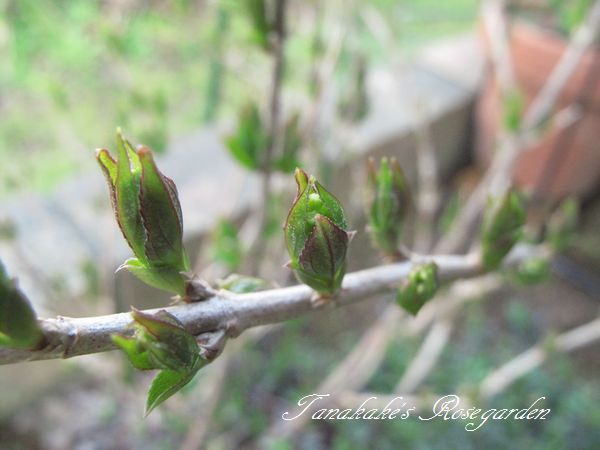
[511,257,551,285]
[365,157,411,259]
[113,309,201,373]
[396,262,439,315]
[481,189,526,270]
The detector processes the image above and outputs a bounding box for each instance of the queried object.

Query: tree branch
[0,252,491,365]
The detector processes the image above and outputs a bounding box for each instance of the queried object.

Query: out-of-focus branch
[523,0,600,131]
[478,316,600,399]
[260,272,506,443]
[394,318,453,394]
[436,0,600,254]
[412,102,441,254]
[179,327,271,450]
[345,316,600,410]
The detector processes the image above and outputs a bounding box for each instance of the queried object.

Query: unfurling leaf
[481,189,526,270]
[113,309,206,415]
[366,157,411,259]
[96,130,190,295]
[396,262,439,315]
[284,168,353,296]
[145,361,202,416]
[0,260,43,349]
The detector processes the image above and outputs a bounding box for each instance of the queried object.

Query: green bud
[0,260,44,349]
[97,130,190,295]
[547,197,579,252]
[396,262,439,315]
[112,309,202,373]
[284,168,353,296]
[481,189,526,270]
[225,102,269,171]
[512,257,551,285]
[366,157,411,259]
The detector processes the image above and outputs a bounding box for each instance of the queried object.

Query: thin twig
[394,318,453,394]
[436,0,600,253]
[345,316,600,409]
[479,316,600,399]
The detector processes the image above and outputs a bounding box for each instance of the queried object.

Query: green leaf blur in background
[481,189,526,270]
[0,0,479,199]
[366,157,411,259]
[210,219,243,272]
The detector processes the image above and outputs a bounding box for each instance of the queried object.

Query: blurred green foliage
[0,0,479,198]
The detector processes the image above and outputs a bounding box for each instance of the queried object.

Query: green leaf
[0,261,43,349]
[138,147,187,270]
[145,357,203,416]
[210,219,243,271]
[244,0,271,51]
[226,103,269,171]
[112,334,155,370]
[121,257,186,295]
[114,129,147,263]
